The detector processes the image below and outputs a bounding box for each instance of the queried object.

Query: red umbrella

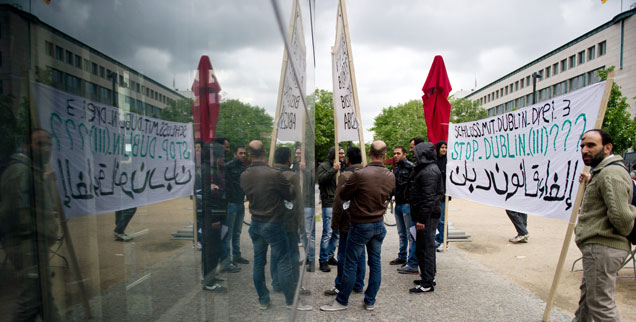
[192,55,221,142]
[421,55,452,144]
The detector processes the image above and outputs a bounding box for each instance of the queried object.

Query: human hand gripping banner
[33,82,194,218]
[446,82,605,220]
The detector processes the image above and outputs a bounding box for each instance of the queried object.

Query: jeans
[301,207,316,262]
[506,210,528,236]
[334,231,365,292]
[248,221,295,305]
[395,204,417,268]
[573,244,628,322]
[319,207,339,263]
[435,200,447,245]
[114,207,136,234]
[415,217,439,287]
[271,231,300,292]
[226,202,245,258]
[335,221,386,306]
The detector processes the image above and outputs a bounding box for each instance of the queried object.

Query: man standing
[224,145,249,264]
[390,146,418,275]
[573,129,635,321]
[506,210,529,243]
[240,140,296,309]
[317,147,344,272]
[321,141,395,312]
[324,146,365,296]
[409,137,425,157]
[409,142,443,294]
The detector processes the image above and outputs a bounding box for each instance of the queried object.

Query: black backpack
[607,162,636,245]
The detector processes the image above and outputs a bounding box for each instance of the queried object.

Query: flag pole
[541,71,614,322]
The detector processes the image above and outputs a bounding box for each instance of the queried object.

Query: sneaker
[319,262,331,272]
[220,263,241,273]
[324,287,339,296]
[300,287,312,296]
[509,234,529,243]
[197,242,202,251]
[389,258,406,265]
[203,283,227,293]
[413,279,436,286]
[233,257,249,264]
[363,302,375,311]
[409,284,434,293]
[353,288,363,294]
[287,304,313,311]
[113,232,133,242]
[397,265,419,274]
[320,300,348,311]
[327,257,338,266]
[259,302,270,310]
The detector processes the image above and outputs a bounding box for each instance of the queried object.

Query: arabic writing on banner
[446,82,605,220]
[332,2,360,143]
[33,82,194,218]
[276,1,306,142]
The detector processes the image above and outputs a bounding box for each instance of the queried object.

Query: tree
[215,99,273,152]
[450,96,487,123]
[314,89,335,165]
[598,67,636,155]
[160,98,194,123]
[370,99,428,159]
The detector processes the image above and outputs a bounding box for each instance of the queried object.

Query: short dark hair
[584,129,612,146]
[347,146,362,164]
[394,145,407,154]
[234,145,245,152]
[214,137,227,144]
[410,137,425,145]
[274,146,291,164]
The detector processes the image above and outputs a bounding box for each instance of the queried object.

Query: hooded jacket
[409,142,443,224]
[393,158,414,204]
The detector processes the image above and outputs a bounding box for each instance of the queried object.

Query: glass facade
[0,2,320,321]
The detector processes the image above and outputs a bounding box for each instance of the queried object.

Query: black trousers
[415,217,439,287]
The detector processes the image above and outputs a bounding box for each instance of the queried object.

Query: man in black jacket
[391,146,418,275]
[316,147,344,272]
[224,145,250,264]
[408,142,443,293]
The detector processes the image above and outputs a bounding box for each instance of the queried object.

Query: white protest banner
[446,82,605,220]
[332,0,362,143]
[33,82,194,218]
[274,0,306,142]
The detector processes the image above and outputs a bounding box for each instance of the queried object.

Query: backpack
[607,162,636,245]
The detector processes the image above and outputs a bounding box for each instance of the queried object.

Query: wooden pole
[541,72,614,322]
[269,0,298,165]
[332,48,341,177]
[339,0,367,165]
[443,195,449,252]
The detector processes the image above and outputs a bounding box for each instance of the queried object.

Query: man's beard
[584,149,605,167]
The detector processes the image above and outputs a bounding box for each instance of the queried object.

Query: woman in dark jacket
[435,141,447,249]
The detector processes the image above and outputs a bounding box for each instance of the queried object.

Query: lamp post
[532,72,542,105]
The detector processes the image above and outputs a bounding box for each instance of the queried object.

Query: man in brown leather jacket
[321,141,395,312]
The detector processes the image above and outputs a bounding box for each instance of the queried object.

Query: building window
[515,81,519,91]
[569,74,585,91]
[598,41,606,56]
[505,86,508,95]
[553,63,559,76]
[55,46,64,60]
[546,66,551,78]
[84,59,90,72]
[51,68,64,88]
[526,75,530,86]
[66,50,73,65]
[515,96,525,108]
[500,88,503,97]
[91,62,98,75]
[137,83,140,92]
[561,59,567,72]
[99,66,105,78]
[526,94,533,105]
[578,51,585,65]
[488,107,495,117]
[587,67,604,85]
[496,104,504,115]
[569,55,576,69]
[74,54,82,68]
[119,74,125,87]
[553,81,567,97]
[505,101,514,112]
[538,87,551,101]
[520,78,524,89]
[538,70,543,80]
[588,46,596,61]
[45,41,54,57]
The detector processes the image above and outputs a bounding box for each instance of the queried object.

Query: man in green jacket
[574,129,636,322]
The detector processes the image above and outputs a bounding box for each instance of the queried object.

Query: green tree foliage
[598,67,636,155]
[216,99,273,151]
[314,89,335,164]
[160,98,194,123]
[450,96,487,123]
[370,99,428,159]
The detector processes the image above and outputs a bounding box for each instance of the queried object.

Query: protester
[224,145,250,265]
[408,142,443,294]
[409,137,425,158]
[240,140,296,309]
[390,146,418,275]
[573,129,636,321]
[317,147,344,272]
[113,207,136,241]
[300,149,317,272]
[320,141,395,312]
[506,210,529,243]
[324,146,365,296]
[434,140,448,251]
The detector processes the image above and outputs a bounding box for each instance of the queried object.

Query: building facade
[467,8,636,117]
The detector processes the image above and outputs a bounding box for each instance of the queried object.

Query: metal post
[532,72,541,105]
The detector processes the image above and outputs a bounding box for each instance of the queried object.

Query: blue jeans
[302,207,316,262]
[435,200,447,245]
[248,221,294,305]
[335,221,386,306]
[226,202,245,258]
[334,231,365,292]
[395,204,417,267]
[319,207,339,263]
[271,231,300,292]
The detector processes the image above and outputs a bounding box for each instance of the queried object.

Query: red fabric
[421,55,452,144]
[191,55,221,142]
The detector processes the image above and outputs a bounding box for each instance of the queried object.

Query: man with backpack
[574,129,636,322]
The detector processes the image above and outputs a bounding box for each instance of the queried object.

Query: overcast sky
[17,0,636,141]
